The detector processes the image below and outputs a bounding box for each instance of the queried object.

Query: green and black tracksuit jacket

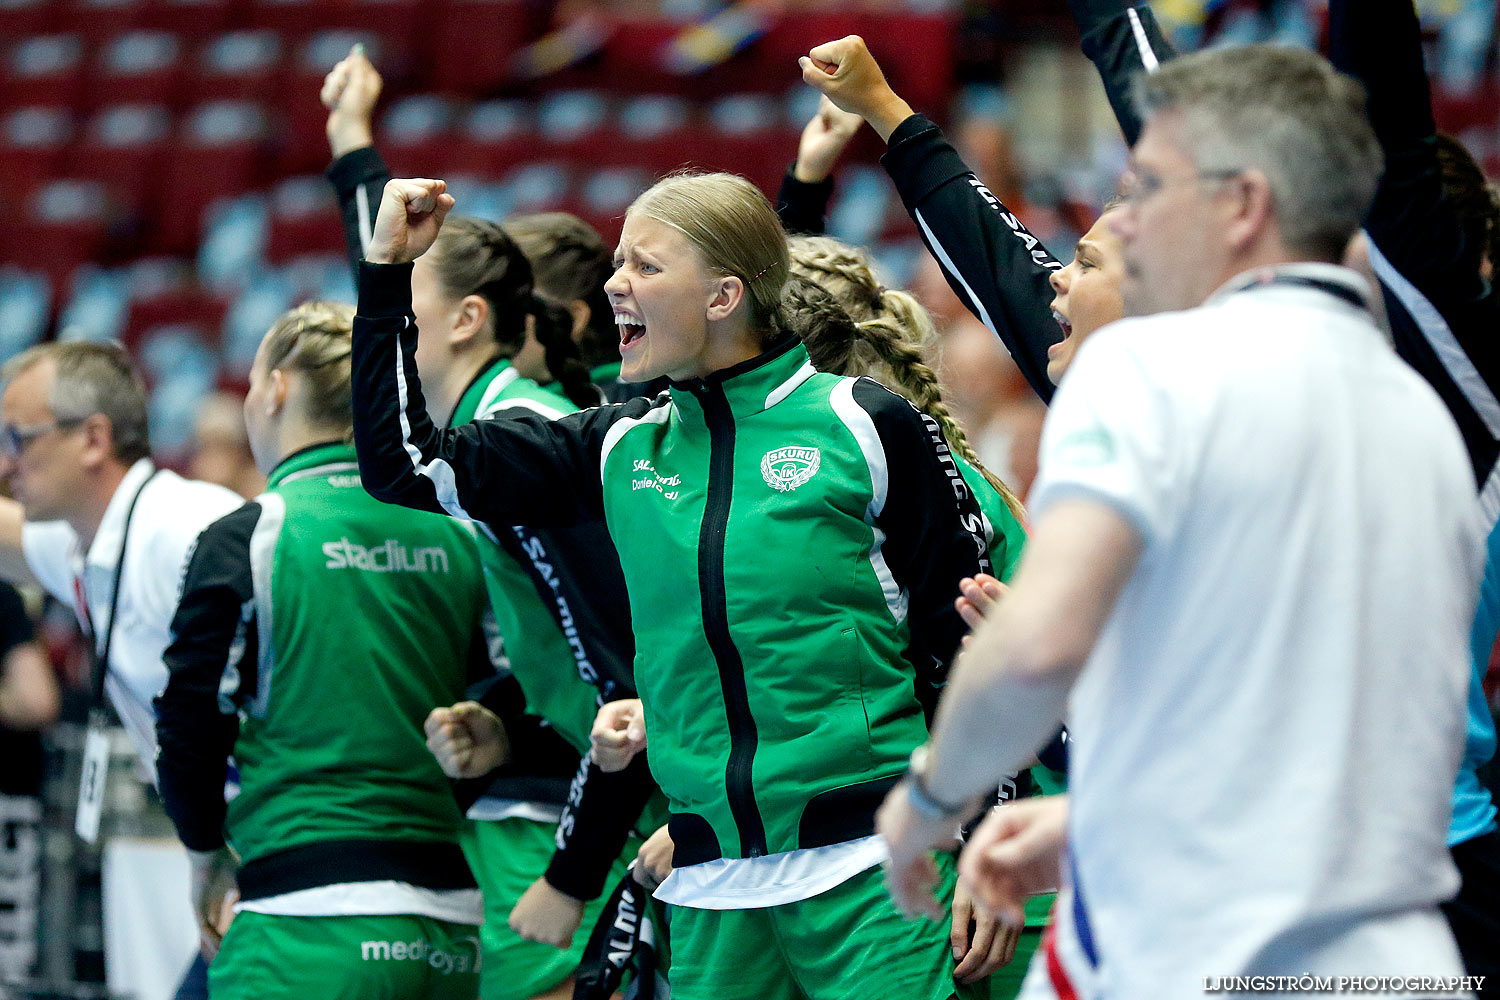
[154,442,564,900]
[351,261,992,864]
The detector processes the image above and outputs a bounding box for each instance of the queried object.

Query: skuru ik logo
[761,446,821,492]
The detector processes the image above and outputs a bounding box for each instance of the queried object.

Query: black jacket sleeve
[0,581,34,656]
[352,260,649,528]
[155,503,260,854]
[1066,0,1176,146]
[854,378,992,715]
[327,146,391,284]
[880,115,1062,403]
[544,753,658,901]
[1330,0,1496,355]
[775,166,835,236]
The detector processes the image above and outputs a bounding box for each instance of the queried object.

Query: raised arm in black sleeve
[880,115,1062,403]
[1329,0,1500,488]
[1065,0,1176,146]
[352,259,650,528]
[854,378,991,715]
[775,166,835,236]
[326,145,391,282]
[155,503,259,853]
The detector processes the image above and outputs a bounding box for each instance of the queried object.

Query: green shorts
[667,853,992,1000]
[459,816,637,1000]
[207,911,481,1000]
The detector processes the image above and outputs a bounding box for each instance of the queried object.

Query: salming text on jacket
[351,260,991,864]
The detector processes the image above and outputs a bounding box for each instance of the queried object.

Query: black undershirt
[0,582,43,797]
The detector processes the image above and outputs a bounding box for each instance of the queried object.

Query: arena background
[0,0,1495,997]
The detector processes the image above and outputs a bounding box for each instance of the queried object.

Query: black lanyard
[1243,273,1370,313]
[87,469,158,710]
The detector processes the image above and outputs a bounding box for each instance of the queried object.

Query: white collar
[84,458,156,571]
[1206,262,1374,310]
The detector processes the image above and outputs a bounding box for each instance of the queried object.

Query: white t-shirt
[1026,266,1481,998]
[23,459,243,783]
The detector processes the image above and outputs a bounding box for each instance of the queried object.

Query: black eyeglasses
[1,418,84,459]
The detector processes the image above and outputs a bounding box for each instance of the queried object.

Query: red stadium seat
[532,90,611,165]
[0,0,58,38]
[243,0,343,38]
[378,93,460,176]
[444,99,535,178]
[59,0,149,44]
[1,106,74,205]
[602,95,695,175]
[428,0,533,94]
[3,34,87,112]
[125,289,228,349]
[138,0,237,36]
[195,31,285,105]
[91,31,187,108]
[72,104,172,213]
[154,100,268,253]
[264,175,344,264]
[16,179,116,288]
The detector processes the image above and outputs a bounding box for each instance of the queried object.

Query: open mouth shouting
[615,311,646,354]
[1052,308,1073,340]
[1047,308,1072,360]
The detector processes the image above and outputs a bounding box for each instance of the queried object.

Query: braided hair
[429,216,600,409]
[786,236,1025,523]
[261,300,356,434]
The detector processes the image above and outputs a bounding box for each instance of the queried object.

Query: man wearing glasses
[0,341,241,994]
[877,45,1482,999]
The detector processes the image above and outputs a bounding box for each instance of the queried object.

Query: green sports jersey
[157,442,490,896]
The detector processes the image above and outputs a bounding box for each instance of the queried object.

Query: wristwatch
[904,744,971,821]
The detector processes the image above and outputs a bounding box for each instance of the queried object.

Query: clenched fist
[425,700,510,779]
[366,178,455,265]
[798,35,915,143]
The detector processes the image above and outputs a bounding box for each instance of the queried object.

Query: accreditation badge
[75,708,111,844]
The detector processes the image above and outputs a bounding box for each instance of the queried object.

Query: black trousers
[1442,827,1500,996]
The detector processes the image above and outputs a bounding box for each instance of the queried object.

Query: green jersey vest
[226,443,489,866]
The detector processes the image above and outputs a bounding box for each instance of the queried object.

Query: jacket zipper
[692,383,769,858]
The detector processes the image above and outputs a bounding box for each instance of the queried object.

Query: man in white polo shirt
[0,341,242,997]
[877,45,1483,1000]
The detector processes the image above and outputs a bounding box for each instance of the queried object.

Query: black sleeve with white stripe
[545,753,658,901]
[155,503,260,854]
[1066,0,1174,147]
[1329,0,1500,379]
[352,260,642,527]
[880,116,1061,404]
[326,146,391,284]
[853,379,992,716]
